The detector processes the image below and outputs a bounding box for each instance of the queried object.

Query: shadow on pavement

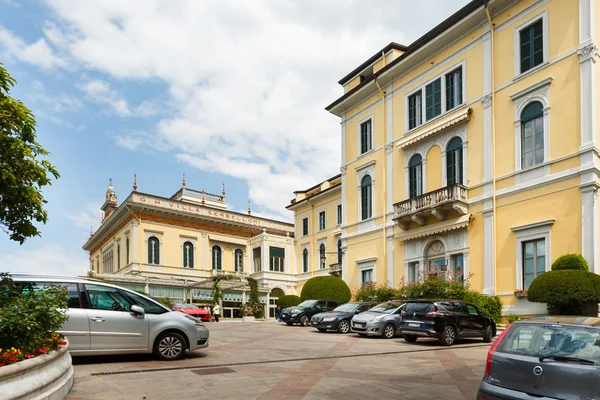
[71,350,208,365]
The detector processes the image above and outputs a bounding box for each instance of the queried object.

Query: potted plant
[514,289,528,298]
[241,305,255,322]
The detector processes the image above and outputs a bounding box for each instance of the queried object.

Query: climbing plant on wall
[211,274,241,304]
[244,276,263,319]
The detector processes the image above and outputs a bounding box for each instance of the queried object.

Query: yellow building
[321,0,600,316]
[83,176,296,318]
[286,174,343,292]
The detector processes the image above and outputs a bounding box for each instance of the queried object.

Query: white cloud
[65,202,102,232]
[15,0,469,215]
[0,26,67,69]
[0,243,89,276]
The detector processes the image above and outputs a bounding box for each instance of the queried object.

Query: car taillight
[485,323,513,376]
[425,306,445,317]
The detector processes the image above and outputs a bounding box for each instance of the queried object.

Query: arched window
[125,237,130,265]
[360,175,372,220]
[148,236,160,264]
[302,248,309,273]
[212,245,222,270]
[409,154,423,198]
[319,243,326,269]
[446,137,463,185]
[117,243,121,270]
[521,102,544,169]
[235,249,244,272]
[183,241,194,268]
[337,239,343,264]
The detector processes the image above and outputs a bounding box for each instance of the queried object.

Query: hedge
[300,276,351,303]
[276,295,301,309]
[528,269,600,315]
[551,254,589,271]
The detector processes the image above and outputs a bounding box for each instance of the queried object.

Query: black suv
[398,300,496,346]
[310,302,376,333]
[280,299,341,326]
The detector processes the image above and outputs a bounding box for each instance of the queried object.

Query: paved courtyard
[66,321,491,400]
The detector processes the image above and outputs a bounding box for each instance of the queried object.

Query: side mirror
[354,309,361,314]
[130,305,145,316]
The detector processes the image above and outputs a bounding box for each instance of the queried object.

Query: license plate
[408,323,420,327]
[355,323,365,327]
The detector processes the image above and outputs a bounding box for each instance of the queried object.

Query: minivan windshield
[369,302,402,314]
[499,324,600,364]
[297,300,317,307]
[333,303,359,313]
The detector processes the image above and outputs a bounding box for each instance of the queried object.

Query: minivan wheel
[337,320,350,334]
[483,326,493,343]
[383,324,396,339]
[440,325,456,346]
[154,331,186,360]
[300,315,310,326]
[403,335,418,343]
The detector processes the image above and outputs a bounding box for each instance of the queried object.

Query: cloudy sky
[0,0,469,276]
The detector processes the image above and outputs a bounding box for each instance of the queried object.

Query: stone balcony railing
[328,263,342,276]
[393,184,468,230]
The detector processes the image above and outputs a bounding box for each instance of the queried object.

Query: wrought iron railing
[393,184,467,218]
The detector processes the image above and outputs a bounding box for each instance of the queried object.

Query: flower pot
[0,338,73,400]
[514,291,528,298]
[242,316,255,322]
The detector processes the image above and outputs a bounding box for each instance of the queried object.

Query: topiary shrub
[551,254,589,271]
[300,276,351,303]
[528,269,600,315]
[276,295,301,309]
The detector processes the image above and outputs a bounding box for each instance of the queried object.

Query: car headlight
[183,313,204,326]
[322,317,336,322]
[370,315,385,323]
[291,309,300,314]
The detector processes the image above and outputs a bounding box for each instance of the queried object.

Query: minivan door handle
[90,317,105,323]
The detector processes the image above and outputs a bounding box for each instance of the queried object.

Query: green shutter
[520,20,543,73]
[425,79,441,120]
[269,247,285,258]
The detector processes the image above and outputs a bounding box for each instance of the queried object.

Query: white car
[11,274,209,360]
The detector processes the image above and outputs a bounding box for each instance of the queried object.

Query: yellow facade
[319,0,600,316]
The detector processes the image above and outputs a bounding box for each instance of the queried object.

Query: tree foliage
[276,295,301,309]
[211,274,240,304]
[300,276,351,303]
[0,63,59,243]
[551,254,589,271]
[242,276,263,318]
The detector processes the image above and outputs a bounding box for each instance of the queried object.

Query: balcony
[328,263,342,276]
[393,184,468,230]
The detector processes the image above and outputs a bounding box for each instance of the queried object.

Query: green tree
[300,276,351,303]
[0,63,59,244]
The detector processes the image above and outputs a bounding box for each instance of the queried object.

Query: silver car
[351,300,405,339]
[11,275,209,360]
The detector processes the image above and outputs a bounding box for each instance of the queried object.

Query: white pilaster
[341,110,348,282]
[386,144,393,222]
[482,95,493,185]
[387,236,394,286]
[201,233,209,270]
[463,252,470,283]
[261,231,268,272]
[483,209,495,295]
[131,220,139,266]
[581,186,599,273]
[579,0,597,149]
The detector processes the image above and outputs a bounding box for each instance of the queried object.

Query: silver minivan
[11,275,209,361]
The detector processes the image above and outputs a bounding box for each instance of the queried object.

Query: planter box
[242,316,255,322]
[514,291,528,298]
[0,339,73,400]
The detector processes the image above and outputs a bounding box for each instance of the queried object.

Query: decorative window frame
[404,60,467,133]
[233,248,245,272]
[301,243,310,273]
[124,231,130,266]
[513,9,549,78]
[317,239,327,270]
[212,244,223,270]
[336,204,342,226]
[144,230,163,265]
[302,217,309,237]
[511,219,554,291]
[356,160,376,229]
[180,235,198,268]
[356,257,377,286]
[404,150,426,198]
[357,114,374,156]
[318,210,326,231]
[510,77,551,174]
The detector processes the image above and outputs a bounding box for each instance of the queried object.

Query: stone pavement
[66,320,490,400]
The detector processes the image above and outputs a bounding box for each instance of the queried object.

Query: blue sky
[0,0,468,276]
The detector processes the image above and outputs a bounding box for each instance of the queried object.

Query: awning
[397,108,471,149]
[208,235,248,246]
[395,214,471,242]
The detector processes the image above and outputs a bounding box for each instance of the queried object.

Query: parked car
[311,302,376,333]
[280,299,341,326]
[350,300,406,339]
[173,303,211,321]
[11,274,209,360]
[398,299,495,346]
[478,316,600,400]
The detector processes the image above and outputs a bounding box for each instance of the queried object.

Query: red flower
[38,349,47,354]
[61,341,67,346]
[9,358,17,363]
